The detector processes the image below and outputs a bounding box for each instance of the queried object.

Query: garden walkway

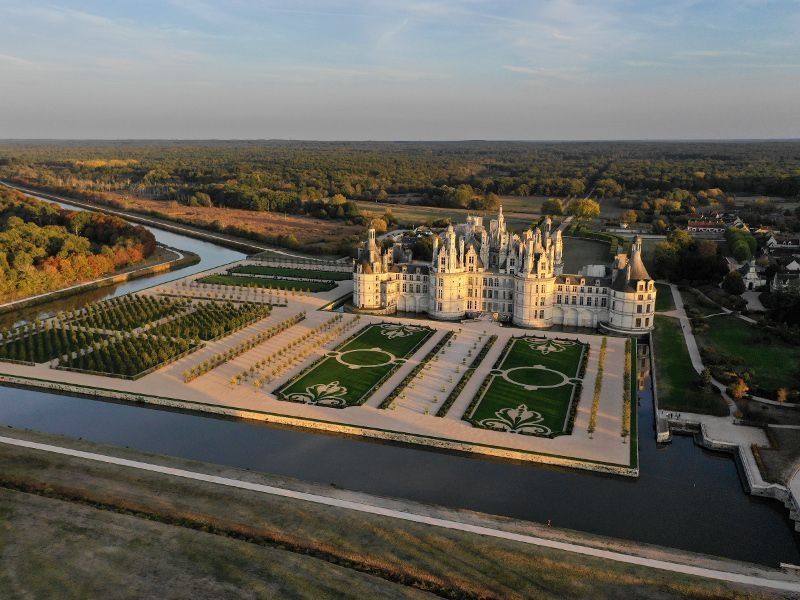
[1,433,798,593]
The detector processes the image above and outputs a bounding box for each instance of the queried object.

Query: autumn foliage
[0,187,155,302]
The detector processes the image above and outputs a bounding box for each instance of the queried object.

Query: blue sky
[0,0,798,139]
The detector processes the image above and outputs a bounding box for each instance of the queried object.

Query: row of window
[557,285,607,295]
[395,273,428,282]
[557,295,608,307]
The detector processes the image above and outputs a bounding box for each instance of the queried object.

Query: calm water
[0,347,796,566]
[0,199,797,566]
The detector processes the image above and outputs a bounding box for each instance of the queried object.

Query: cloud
[675,50,757,59]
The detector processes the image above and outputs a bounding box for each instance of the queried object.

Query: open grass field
[652,316,728,416]
[466,337,586,437]
[0,429,769,600]
[696,314,800,394]
[655,283,675,311]
[100,190,364,248]
[229,264,352,280]
[276,322,433,408]
[198,273,336,292]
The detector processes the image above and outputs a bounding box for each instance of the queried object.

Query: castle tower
[429,223,466,320]
[513,224,557,328]
[606,235,656,333]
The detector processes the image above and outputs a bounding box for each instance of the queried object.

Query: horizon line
[1,137,800,144]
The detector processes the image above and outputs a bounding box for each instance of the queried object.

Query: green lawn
[229,265,352,281]
[275,322,433,408]
[198,274,335,292]
[696,314,800,394]
[652,316,728,416]
[654,283,675,312]
[466,337,586,437]
[679,288,722,317]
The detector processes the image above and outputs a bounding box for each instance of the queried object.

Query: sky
[0,0,798,140]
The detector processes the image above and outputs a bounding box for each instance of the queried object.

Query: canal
[0,195,797,567]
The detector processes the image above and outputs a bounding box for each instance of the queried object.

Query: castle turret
[605,235,655,333]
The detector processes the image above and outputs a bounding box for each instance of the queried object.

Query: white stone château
[354,208,656,335]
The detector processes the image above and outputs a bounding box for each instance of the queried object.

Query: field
[652,316,728,416]
[90,190,363,249]
[229,264,352,280]
[198,273,336,292]
[465,336,586,437]
[0,429,763,600]
[696,314,800,394]
[275,322,433,408]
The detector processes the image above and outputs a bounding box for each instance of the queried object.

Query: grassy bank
[696,314,800,395]
[0,429,775,599]
[655,283,675,312]
[653,316,728,416]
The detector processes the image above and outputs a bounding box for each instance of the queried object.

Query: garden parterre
[229,264,352,281]
[464,336,587,437]
[275,322,434,408]
[198,273,336,293]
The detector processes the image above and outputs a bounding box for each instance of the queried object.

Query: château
[354,208,656,335]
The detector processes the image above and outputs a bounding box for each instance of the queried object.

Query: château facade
[353,208,656,335]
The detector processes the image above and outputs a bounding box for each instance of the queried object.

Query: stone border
[0,372,638,477]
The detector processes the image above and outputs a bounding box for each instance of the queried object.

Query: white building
[353,208,656,335]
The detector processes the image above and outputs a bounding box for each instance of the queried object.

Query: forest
[1,140,798,254]
[0,186,156,302]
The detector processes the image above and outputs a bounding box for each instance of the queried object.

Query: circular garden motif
[502,365,569,390]
[335,348,397,369]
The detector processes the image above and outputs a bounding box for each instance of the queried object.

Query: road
[2,434,798,593]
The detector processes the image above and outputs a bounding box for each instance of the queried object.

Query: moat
[0,193,798,567]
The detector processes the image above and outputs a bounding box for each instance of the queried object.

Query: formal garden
[65,295,191,331]
[275,321,433,408]
[652,316,729,415]
[463,336,588,437]
[57,333,199,379]
[148,300,271,341]
[0,322,108,364]
[229,264,352,281]
[198,273,336,292]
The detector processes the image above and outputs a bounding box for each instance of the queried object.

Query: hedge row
[622,338,633,437]
[588,337,608,435]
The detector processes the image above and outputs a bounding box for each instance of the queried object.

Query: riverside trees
[0,186,156,302]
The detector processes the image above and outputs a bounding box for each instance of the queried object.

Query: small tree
[700,368,712,388]
[722,271,746,296]
[729,377,749,400]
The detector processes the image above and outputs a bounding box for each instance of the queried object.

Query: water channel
[0,195,797,567]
